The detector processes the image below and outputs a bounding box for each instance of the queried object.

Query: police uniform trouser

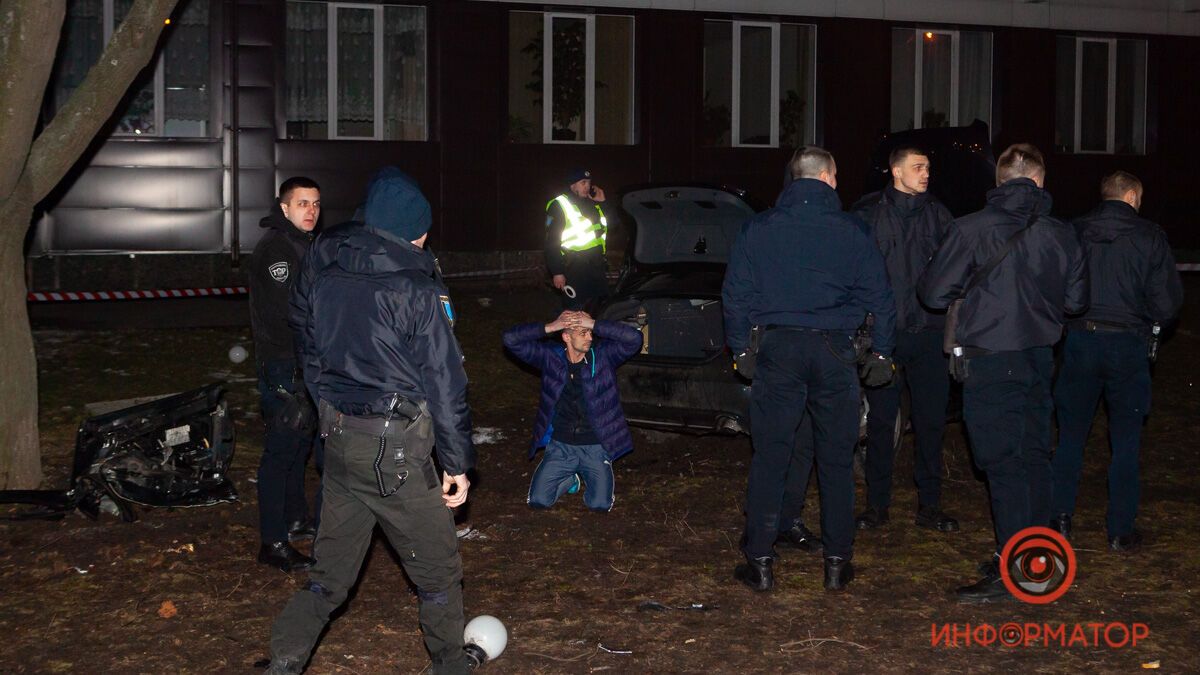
[269,423,468,675]
[863,329,951,511]
[961,347,1053,554]
[257,358,318,543]
[561,248,609,311]
[778,412,815,531]
[745,329,860,560]
[1052,330,1151,538]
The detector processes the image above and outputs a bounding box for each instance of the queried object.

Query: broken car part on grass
[0,384,236,521]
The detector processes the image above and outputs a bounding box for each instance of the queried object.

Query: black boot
[258,542,315,572]
[1108,530,1143,552]
[776,521,823,554]
[1050,513,1073,541]
[855,506,889,530]
[955,558,1011,604]
[915,504,960,532]
[823,556,854,591]
[287,519,318,543]
[733,555,774,592]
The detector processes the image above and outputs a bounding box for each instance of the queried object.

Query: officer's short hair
[789,146,836,180]
[279,176,321,204]
[889,145,927,169]
[995,143,1045,185]
[1100,171,1143,201]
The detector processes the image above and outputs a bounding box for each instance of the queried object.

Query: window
[702,21,816,147]
[1055,37,1146,154]
[285,1,427,141]
[891,28,991,131]
[50,0,211,137]
[507,11,636,144]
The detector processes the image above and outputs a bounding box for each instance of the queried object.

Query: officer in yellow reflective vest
[544,168,609,310]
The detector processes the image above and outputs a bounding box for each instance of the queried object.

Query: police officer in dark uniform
[851,146,959,533]
[266,169,475,674]
[1051,171,1183,551]
[919,144,1088,603]
[724,146,896,593]
[248,176,323,571]
[545,168,609,311]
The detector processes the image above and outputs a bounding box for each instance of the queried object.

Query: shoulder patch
[268,261,289,283]
[439,295,456,328]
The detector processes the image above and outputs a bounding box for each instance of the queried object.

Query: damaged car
[0,383,236,521]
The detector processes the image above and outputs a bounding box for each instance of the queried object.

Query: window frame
[542,12,595,145]
[898,27,992,130]
[316,1,428,142]
[1068,36,1149,155]
[103,0,167,136]
[703,19,817,148]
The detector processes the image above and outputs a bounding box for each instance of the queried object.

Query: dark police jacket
[918,178,1088,352]
[852,185,953,333]
[1072,200,1183,330]
[289,222,474,476]
[247,205,313,363]
[543,192,605,276]
[723,178,897,355]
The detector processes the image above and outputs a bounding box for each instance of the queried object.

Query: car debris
[0,384,236,522]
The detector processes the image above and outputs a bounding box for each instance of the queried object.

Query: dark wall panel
[49,209,225,252]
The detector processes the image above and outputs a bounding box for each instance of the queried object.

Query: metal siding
[54,167,224,210]
[48,208,225,252]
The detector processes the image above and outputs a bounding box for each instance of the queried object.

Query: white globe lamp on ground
[228,345,248,364]
[463,615,507,667]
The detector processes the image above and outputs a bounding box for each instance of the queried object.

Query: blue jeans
[745,329,860,559]
[1053,330,1151,537]
[256,358,322,543]
[962,348,1054,555]
[528,440,615,511]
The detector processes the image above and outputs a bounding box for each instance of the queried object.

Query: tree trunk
[0,197,41,489]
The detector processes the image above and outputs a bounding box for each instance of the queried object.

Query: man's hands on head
[545,310,594,333]
[442,472,470,508]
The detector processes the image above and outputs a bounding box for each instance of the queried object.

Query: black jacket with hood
[289,184,474,476]
[248,205,314,363]
[918,178,1089,352]
[1072,200,1183,329]
[852,185,954,333]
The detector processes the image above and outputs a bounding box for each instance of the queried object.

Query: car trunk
[602,294,725,362]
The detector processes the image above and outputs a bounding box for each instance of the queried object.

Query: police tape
[27,287,248,302]
[25,264,1200,302]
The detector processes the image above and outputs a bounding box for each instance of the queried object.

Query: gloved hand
[859,353,895,388]
[733,350,756,380]
[275,386,317,432]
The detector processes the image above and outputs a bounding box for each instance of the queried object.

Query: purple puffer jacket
[502,320,643,461]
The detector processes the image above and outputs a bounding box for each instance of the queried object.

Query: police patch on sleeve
[439,295,456,328]
[268,261,289,283]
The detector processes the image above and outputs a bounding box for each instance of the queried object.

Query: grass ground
[0,277,1197,673]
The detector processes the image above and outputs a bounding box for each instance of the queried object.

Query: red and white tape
[28,287,248,302]
[24,263,1200,302]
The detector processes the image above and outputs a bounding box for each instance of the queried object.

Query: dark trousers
[779,413,814,530]
[864,330,950,511]
[270,425,468,674]
[257,359,320,544]
[961,348,1054,555]
[1053,330,1151,537]
[560,250,609,311]
[744,329,860,559]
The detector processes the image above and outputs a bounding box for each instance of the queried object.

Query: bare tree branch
[24,0,179,203]
[0,0,66,200]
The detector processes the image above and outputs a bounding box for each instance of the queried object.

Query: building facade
[29,0,1200,290]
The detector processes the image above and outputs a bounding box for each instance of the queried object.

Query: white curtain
[384,6,426,140]
[164,0,210,123]
[286,2,328,124]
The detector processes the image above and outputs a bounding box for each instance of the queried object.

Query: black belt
[763,325,851,334]
[1069,320,1141,334]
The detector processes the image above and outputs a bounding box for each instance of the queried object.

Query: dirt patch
[1,280,1197,673]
